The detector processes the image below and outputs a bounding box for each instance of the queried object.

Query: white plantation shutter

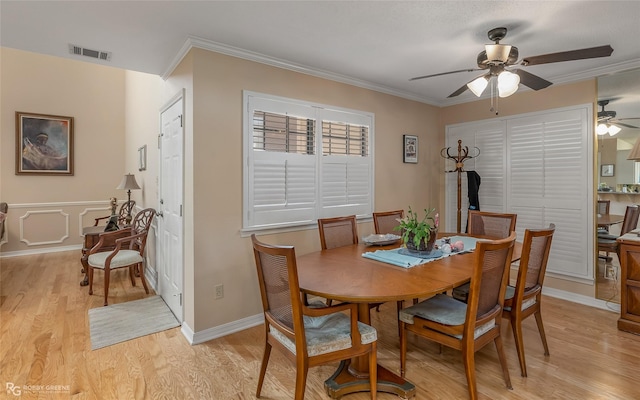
[251,153,317,227]
[508,108,590,280]
[446,105,593,283]
[321,159,371,217]
[244,92,373,230]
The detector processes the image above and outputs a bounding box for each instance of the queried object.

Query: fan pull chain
[489,77,499,115]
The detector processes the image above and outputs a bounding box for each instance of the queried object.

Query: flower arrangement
[395,207,439,251]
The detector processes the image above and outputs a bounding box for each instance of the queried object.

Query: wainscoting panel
[20,209,69,246]
[2,201,119,256]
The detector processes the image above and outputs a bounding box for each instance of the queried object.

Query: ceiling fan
[597,99,639,136]
[410,27,614,99]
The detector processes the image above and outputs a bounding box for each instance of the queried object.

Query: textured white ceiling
[2,1,640,109]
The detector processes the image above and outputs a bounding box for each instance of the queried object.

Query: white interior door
[157,94,184,321]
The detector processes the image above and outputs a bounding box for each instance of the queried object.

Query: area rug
[88,295,180,350]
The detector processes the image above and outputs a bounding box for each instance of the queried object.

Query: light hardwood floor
[1,250,640,399]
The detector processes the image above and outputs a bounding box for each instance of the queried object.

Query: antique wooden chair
[93,200,136,227]
[399,232,516,400]
[598,205,640,261]
[502,224,555,377]
[251,234,377,400]
[373,209,404,235]
[0,202,7,243]
[87,208,155,305]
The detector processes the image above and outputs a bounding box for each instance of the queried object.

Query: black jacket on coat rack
[467,170,481,211]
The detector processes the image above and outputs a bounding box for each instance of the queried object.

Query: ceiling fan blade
[521,45,613,66]
[447,83,471,98]
[513,69,553,90]
[410,68,482,81]
[613,121,640,129]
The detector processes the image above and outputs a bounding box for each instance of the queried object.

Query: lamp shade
[497,70,520,98]
[608,124,621,136]
[467,76,489,97]
[116,174,141,190]
[596,123,609,135]
[627,138,640,161]
[597,123,622,136]
[485,44,512,63]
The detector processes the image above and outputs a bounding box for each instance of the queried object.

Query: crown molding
[161,36,441,105]
[162,36,640,109]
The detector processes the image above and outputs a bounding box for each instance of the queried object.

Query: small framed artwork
[601,164,614,177]
[403,134,418,163]
[15,112,74,175]
[138,144,147,171]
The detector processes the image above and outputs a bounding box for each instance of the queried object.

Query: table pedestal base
[324,360,415,399]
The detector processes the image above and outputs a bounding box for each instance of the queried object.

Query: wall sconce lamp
[116,173,140,224]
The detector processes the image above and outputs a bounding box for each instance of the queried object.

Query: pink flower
[434,213,439,228]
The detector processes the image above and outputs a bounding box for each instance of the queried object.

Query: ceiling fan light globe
[467,76,488,97]
[497,71,520,97]
[608,124,621,136]
[485,44,512,63]
[596,123,609,135]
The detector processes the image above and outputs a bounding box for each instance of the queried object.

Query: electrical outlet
[215,284,224,299]
[605,265,617,280]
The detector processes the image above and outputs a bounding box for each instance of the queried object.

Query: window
[243,91,374,231]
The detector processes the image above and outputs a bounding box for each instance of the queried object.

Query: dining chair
[467,210,517,239]
[251,234,378,400]
[317,215,388,313]
[453,210,517,302]
[372,210,406,315]
[400,232,516,400]
[317,215,359,306]
[87,208,155,306]
[399,232,516,400]
[93,200,136,227]
[318,215,359,250]
[502,224,555,377]
[597,200,611,234]
[598,205,640,261]
[597,199,610,215]
[373,209,404,235]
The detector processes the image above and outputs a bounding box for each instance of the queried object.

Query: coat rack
[441,140,481,233]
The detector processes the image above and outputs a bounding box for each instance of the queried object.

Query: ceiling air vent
[68,44,112,61]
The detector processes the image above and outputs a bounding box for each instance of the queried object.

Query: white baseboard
[1,244,82,258]
[181,313,265,345]
[542,286,620,313]
[177,288,620,345]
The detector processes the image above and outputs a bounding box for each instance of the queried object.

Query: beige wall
[1,44,603,334]
[166,48,441,332]
[0,48,127,253]
[439,80,598,297]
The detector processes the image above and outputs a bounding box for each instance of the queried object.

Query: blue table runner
[362,236,482,268]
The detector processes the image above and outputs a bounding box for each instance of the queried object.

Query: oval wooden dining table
[296,234,522,399]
